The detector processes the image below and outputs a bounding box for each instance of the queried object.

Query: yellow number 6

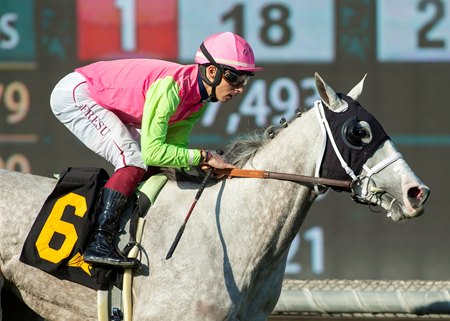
[35,193,87,264]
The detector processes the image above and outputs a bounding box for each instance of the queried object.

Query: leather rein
[213,168,352,190]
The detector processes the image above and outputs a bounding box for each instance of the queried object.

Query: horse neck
[235,109,323,251]
[250,108,323,175]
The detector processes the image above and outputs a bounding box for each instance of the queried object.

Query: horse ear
[315,72,347,111]
[347,74,367,101]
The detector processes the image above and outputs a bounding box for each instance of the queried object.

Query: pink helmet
[195,32,263,73]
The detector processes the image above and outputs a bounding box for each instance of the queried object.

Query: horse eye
[341,118,373,149]
[353,126,368,138]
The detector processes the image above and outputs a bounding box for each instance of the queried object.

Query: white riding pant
[50,72,147,171]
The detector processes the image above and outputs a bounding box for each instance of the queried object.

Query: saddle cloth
[19,167,119,290]
[19,167,168,291]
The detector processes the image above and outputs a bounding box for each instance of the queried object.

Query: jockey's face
[206,65,246,103]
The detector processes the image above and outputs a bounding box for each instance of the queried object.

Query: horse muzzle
[350,177,430,221]
[382,184,430,221]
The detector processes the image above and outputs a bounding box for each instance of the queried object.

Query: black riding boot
[83,188,138,268]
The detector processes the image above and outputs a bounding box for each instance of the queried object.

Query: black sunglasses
[222,69,250,88]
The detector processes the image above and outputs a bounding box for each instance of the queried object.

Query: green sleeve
[140,76,204,168]
[166,107,207,148]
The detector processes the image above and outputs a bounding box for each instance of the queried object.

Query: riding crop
[165,163,215,260]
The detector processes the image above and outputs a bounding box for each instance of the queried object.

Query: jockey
[49,32,263,268]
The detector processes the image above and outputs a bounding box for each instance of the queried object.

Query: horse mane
[225,107,308,167]
[225,126,282,167]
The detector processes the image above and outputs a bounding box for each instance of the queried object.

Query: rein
[213,168,352,190]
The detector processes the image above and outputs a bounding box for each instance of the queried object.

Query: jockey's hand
[201,149,236,172]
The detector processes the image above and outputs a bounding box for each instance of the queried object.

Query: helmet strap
[199,65,221,102]
[199,43,225,102]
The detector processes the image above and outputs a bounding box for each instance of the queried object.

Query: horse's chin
[387,211,406,222]
[382,199,424,222]
[369,195,408,222]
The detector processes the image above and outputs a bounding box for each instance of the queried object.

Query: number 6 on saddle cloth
[19,167,151,291]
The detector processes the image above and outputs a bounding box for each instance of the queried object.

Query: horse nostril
[407,186,430,204]
[408,187,422,199]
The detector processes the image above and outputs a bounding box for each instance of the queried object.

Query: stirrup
[84,251,140,269]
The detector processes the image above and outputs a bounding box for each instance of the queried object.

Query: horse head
[314,73,430,221]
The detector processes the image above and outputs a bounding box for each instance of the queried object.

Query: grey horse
[0,73,429,321]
